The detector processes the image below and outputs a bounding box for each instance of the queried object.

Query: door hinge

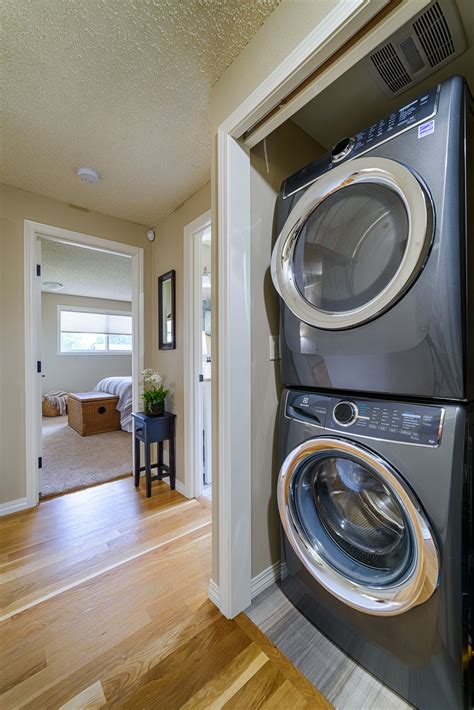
[38,457,42,469]
[36,264,41,277]
[199,374,204,382]
[37,360,42,373]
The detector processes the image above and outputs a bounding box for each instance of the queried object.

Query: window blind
[60,310,132,335]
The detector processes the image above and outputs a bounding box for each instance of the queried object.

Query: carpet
[41,416,133,497]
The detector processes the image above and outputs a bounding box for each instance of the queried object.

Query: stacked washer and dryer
[271,75,473,709]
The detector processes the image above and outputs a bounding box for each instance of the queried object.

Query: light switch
[269,335,280,361]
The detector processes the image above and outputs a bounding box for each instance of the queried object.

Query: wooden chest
[68,391,121,436]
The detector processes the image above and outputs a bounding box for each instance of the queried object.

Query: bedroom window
[58,306,132,354]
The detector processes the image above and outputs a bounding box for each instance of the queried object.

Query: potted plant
[141,369,169,416]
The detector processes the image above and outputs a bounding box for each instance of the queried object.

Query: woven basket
[42,397,64,417]
[68,392,120,436]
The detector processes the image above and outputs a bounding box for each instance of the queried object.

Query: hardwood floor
[0,477,331,708]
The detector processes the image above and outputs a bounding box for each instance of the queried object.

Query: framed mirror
[158,270,176,350]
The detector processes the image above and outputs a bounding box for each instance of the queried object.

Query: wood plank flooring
[0,477,331,708]
[247,583,412,710]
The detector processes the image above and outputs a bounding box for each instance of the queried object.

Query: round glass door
[278,438,439,616]
[271,157,433,330]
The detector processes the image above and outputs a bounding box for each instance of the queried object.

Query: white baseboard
[208,578,220,609]
[206,562,281,613]
[251,561,281,600]
[160,475,187,497]
[0,497,28,517]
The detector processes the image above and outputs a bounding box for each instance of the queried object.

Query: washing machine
[277,388,472,709]
[271,75,473,401]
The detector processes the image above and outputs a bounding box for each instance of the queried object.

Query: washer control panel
[286,391,445,447]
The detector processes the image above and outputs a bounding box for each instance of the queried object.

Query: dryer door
[271,157,433,330]
[278,437,440,616]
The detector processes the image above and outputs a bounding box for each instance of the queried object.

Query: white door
[195,227,212,492]
[36,238,43,495]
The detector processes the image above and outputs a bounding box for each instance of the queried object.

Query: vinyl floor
[246,583,412,710]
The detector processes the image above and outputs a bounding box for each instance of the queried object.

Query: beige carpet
[41,416,132,497]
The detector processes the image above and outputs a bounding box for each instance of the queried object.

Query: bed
[94,376,133,432]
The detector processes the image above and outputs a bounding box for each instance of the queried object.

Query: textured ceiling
[1,0,279,226]
[41,239,132,301]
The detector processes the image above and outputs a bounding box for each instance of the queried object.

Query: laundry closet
[248,1,474,708]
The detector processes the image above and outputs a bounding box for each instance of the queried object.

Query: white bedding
[94,376,133,432]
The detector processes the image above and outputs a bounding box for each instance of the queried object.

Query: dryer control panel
[282,84,439,199]
[286,391,445,447]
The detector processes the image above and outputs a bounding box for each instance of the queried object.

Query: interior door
[278,437,439,616]
[271,157,433,330]
[36,238,43,496]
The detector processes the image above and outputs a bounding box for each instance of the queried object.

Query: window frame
[57,305,133,356]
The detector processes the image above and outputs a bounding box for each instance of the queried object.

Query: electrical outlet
[269,335,280,361]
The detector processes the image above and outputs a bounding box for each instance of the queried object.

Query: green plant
[141,369,169,407]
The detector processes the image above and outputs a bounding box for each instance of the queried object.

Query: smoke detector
[42,281,64,292]
[365,0,466,97]
[77,166,101,184]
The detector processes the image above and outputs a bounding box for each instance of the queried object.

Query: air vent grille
[413,1,455,68]
[370,43,412,94]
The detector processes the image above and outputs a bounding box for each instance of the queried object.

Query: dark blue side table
[132,411,176,497]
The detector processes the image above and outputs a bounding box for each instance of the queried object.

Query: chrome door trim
[278,437,440,616]
[271,157,433,330]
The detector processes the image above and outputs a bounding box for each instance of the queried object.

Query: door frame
[215,0,431,617]
[183,210,212,500]
[24,220,144,508]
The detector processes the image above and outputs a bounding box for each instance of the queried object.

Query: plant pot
[145,401,165,417]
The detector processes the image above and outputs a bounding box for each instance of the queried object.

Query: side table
[132,411,176,497]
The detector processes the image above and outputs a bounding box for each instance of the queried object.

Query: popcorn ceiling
[1,0,280,225]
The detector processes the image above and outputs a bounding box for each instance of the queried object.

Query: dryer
[278,388,473,709]
[271,75,473,401]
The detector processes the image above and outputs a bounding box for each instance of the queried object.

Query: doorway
[184,211,212,500]
[24,221,144,508]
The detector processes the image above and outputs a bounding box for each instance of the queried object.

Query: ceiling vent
[366,0,466,97]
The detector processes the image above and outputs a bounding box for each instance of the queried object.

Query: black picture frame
[158,269,176,350]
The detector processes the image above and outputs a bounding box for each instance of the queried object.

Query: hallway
[0,478,329,708]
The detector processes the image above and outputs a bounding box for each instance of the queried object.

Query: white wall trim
[215,0,419,619]
[207,562,281,612]
[219,0,387,139]
[250,562,281,600]
[183,211,212,500]
[208,579,221,610]
[24,221,144,509]
[0,497,28,517]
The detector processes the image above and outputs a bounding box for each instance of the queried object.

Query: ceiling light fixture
[77,166,101,184]
[42,281,64,291]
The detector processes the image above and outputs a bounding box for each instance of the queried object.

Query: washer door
[278,437,439,616]
[271,157,433,330]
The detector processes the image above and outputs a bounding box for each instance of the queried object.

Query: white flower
[142,369,163,390]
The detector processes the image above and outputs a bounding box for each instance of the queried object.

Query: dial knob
[333,400,358,427]
[331,136,355,163]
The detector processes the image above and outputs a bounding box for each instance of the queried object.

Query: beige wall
[151,182,211,488]
[250,121,325,577]
[41,293,132,395]
[210,0,339,584]
[0,184,152,505]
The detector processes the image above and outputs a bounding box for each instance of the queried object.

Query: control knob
[331,136,355,163]
[333,400,358,427]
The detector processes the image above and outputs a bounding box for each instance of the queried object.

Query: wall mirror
[158,270,176,349]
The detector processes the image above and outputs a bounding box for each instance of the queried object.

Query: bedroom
[40,237,134,498]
